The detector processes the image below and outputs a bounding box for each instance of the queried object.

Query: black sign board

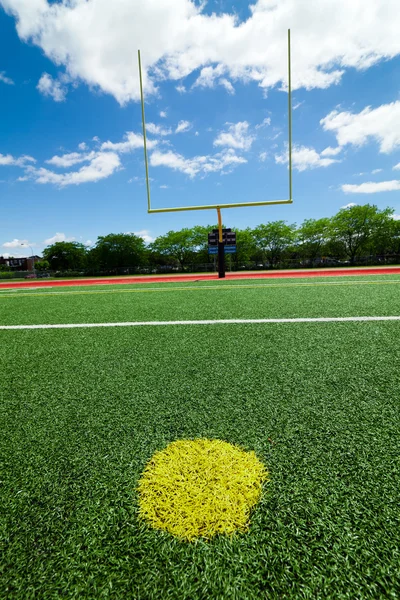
[225,231,236,245]
[209,228,236,246]
[208,232,218,246]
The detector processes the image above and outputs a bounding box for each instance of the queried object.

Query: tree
[34,259,50,271]
[42,242,87,271]
[388,219,400,255]
[252,221,296,267]
[89,233,147,270]
[330,204,394,264]
[149,228,203,269]
[297,218,331,265]
[189,225,214,264]
[232,228,260,268]
[369,212,399,256]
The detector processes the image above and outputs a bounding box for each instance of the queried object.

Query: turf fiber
[1,276,400,599]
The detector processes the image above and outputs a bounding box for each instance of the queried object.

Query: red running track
[2,267,400,289]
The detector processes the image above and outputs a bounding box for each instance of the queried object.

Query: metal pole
[147,199,292,213]
[288,28,292,200]
[30,246,35,274]
[138,50,151,213]
[216,207,225,279]
[21,243,35,274]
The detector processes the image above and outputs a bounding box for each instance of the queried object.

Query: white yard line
[1,316,400,330]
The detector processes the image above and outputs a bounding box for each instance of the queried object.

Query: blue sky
[1,0,400,257]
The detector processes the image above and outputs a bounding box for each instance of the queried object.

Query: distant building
[0,255,41,271]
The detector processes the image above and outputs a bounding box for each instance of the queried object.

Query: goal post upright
[288,28,292,201]
[138,49,151,213]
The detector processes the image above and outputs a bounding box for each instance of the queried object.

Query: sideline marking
[1,316,400,330]
[1,279,400,298]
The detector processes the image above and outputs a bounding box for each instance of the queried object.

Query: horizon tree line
[2,204,400,273]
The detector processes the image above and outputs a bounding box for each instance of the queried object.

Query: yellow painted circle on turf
[138,438,268,541]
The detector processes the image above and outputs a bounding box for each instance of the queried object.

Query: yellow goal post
[138,29,293,241]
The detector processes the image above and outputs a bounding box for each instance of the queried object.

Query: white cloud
[0,71,14,85]
[128,175,154,184]
[275,144,340,172]
[340,202,357,209]
[259,151,268,162]
[270,132,282,141]
[0,154,17,166]
[5,0,400,104]
[393,163,400,171]
[101,131,155,153]
[150,148,246,178]
[25,152,121,187]
[92,136,100,142]
[176,85,186,94]
[1,252,26,259]
[133,229,154,244]
[2,238,30,248]
[159,184,168,189]
[44,232,76,245]
[392,214,400,220]
[220,78,235,94]
[214,122,254,151]
[194,66,235,94]
[175,120,192,134]
[321,146,341,157]
[0,153,35,167]
[321,101,400,153]
[159,111,167,118]
[372,168,383,174]
[195,131,199,136]
[46,151,96,168]
[255,117,271,130]
[293,101,304,110]
[84,239,93,247]
[37,73,67,102]
[78,142,87,151]
[146,123,172,136]
[193,64,224,88]
[342,180,400,194]
[150,150,198,178]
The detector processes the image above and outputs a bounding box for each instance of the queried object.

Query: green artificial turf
[1,275,400,326]
[1,277,400,599]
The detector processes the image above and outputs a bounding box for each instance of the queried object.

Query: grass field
[1,275,400,599]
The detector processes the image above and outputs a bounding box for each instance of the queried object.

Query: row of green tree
[35,204,400,272]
